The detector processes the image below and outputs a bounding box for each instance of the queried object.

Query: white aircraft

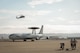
[9,25,47,42]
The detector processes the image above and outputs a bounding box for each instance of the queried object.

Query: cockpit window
[10,34,15,36]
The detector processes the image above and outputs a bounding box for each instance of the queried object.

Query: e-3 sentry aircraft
[9,25,47,42]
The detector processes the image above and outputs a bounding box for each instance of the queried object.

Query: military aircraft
[16,15,25,19]
[9,25,46,42]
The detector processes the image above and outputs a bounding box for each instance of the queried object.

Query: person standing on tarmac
[60,43,65,50]
[70,38,77,50]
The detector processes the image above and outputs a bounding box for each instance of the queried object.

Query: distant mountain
[0,34,10,39]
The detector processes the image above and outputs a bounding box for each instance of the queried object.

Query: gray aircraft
[9,25,45,42]
[16,15,25,19]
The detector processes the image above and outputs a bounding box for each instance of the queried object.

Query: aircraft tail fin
[39,25,43,34]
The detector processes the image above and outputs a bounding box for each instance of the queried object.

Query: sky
[0,0,80,34]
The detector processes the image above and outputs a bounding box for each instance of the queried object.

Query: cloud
[0,25,80,33]
[56,17,66,21]
[68,20,80,25]
[0,9,52,27]
[44,25,80,33]
[48,17,65,23]
[0,9,51,17]
[28,0,63,8]
[58,9,63,12]
[0,9,17,14]
[74,10,80,13]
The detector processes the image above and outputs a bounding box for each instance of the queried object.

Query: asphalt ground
[0,39,80,53]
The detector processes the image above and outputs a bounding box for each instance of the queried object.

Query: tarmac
[0,39,80,53]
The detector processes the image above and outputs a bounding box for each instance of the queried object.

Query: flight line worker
[60,43,65,50]
[70,38,77,50]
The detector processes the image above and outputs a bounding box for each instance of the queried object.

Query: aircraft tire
[12,39,15,42]
[46,37,49,39]
[36,37,40,40]
[31,39,34,42]
[24,39,26,41]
